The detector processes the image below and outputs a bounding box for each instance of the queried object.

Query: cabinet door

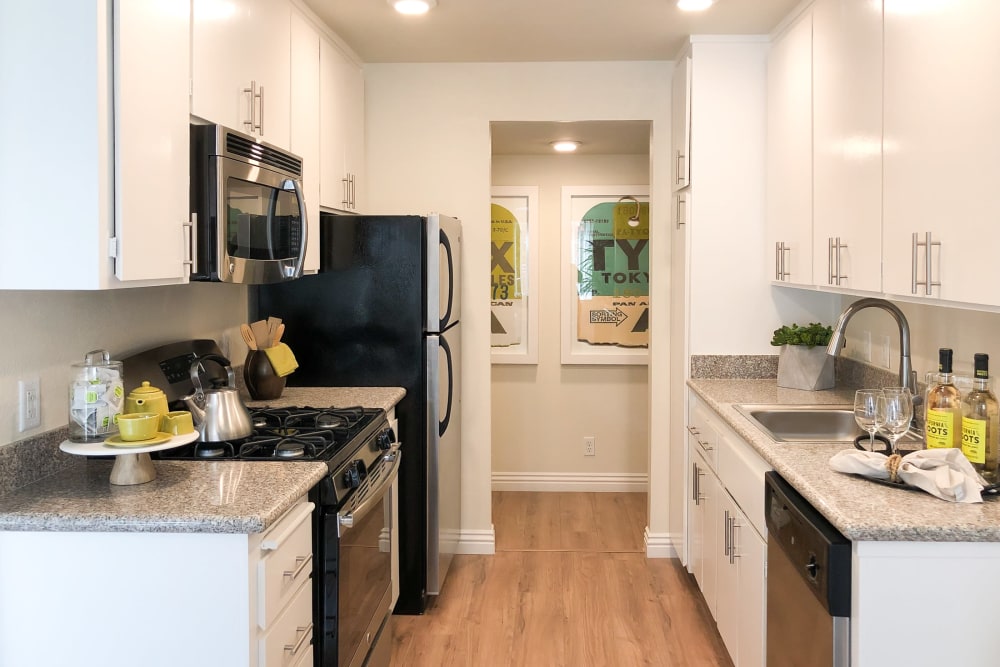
[290,10,321,274]
[811,0,882,294]
[883,0,1000,306]
[319,38,349,210]
[671,55,691,191]
[736,520,766,667]
[766,11,813,286]
[341,60,365,212]
[192,0,290,149]
[715,493,740,663]
[114,0,190,282]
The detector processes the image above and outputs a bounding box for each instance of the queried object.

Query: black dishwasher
[764,472,851,667]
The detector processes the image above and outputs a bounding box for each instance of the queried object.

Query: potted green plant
[771,322,835,390]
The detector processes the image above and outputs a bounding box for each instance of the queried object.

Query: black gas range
[155,405,394,503]
[156,404,400,667]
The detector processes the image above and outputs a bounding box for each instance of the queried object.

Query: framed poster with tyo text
[561,186,649,365]
[491,186,539,364]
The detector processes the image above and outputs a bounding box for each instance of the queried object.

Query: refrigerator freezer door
[426,214,462,332]
[425,324,461,596]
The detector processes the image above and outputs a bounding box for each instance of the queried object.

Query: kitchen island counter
[689,378,1000,542]
[0,459,328,533]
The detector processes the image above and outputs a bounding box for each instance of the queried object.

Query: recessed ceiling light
[677,0,715,11]
[551,141,580,153]
[389,0,437,15]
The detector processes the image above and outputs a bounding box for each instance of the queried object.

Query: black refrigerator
[252,212,462,615]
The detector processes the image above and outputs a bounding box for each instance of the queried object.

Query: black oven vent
[225,132,303,178]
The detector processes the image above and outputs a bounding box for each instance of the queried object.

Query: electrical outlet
[18,377,40,432]
[584,436,596,456]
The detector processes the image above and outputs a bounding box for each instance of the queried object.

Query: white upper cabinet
[320,39,365,212]
[671,55,692,191]
[192,0,292,150]
[0,0,190,290]
[883,0,1000,306]
[811,0,882,294]
[766,11,813,287]
[290,10,322,274]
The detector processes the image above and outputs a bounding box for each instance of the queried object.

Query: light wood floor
[390,492,733,667]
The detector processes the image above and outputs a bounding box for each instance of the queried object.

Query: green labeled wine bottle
[925,348,962,450]
[961,353,999,483]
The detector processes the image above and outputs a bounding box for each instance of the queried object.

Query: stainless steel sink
[734,403,921,444]
[735,404,858,442]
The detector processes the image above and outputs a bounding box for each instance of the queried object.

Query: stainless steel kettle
[180,355,254,442]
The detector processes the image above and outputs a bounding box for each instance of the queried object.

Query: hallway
[390,492,732,666]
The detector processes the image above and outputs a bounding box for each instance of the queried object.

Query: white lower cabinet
[0,500,314,667]
[686,392,769,667]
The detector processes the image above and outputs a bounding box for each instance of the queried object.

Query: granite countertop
[0,386,406,534]
[688,378,1000,542]
[244,386,406,413]
[0,459,328,533]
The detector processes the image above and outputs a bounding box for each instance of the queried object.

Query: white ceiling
[303,0,799,155]
[304,0,799,63]
[491,121,653,156]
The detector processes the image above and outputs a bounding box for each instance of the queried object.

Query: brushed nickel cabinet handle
[675,149,685,185]
[284,623,313,656]
[283,554,313,581]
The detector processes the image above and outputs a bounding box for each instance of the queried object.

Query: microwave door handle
[292,178,307,276]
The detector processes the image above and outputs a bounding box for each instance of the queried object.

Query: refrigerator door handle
[439,229,455,330]
[439,335,453,437]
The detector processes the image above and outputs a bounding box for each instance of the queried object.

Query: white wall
[364,61,672,548]
[491,154,649,481]
[0,285,247,447]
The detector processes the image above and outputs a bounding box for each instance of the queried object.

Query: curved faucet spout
[826,298,916,397]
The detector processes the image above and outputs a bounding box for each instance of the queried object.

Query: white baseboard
[491,472,648,492]
[644,528,678,559]
[455,527,496,555]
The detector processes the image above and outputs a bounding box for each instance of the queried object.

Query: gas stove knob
[343,460,367,489]
[375,428,396,451]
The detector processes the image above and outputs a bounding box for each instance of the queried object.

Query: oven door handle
[338,447,402,532]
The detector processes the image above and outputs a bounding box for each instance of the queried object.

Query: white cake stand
[59,431,199,486]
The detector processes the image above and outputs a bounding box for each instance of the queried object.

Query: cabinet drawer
[258,502,314,629]
[718,426,771,538]
[258,578,313,667]
[688,399,720,472]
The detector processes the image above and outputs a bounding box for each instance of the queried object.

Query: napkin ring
[885,453,903,483]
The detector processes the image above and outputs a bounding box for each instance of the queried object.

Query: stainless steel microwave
[190,124,307,284]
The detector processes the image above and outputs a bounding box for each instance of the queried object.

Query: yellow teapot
[125,381,169,420]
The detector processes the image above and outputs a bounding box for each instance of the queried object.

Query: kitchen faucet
[827,298,920,423]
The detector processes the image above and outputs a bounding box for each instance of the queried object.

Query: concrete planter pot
[777,345,834,391]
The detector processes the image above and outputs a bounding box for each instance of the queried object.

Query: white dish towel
[829,448,985,503]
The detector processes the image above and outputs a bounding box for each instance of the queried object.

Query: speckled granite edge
[0,460,329,533]
[690,355,778,379]
[690,354,902,388]
[0,427,79,499]
[687,378,1000,543]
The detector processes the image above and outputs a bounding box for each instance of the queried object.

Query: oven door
[211,154,306,284]
[319,447,400,667]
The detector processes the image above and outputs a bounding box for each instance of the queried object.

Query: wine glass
[877,387,914,455]
[854,389,880,452]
